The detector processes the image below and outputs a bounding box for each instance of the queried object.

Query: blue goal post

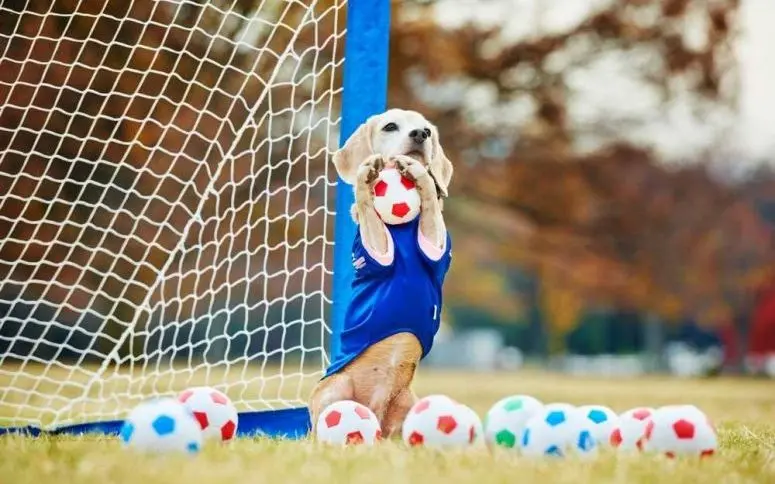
[331,0,392,364]
[0,0,391,440]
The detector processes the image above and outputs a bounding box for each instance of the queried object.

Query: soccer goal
[0,0,389,437]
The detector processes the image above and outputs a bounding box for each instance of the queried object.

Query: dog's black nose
[409,129,428,145]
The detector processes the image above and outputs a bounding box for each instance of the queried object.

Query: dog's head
[332,108,453,197]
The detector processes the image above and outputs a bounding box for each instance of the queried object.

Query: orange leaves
[538,265,584,334]
[445,138,774,324]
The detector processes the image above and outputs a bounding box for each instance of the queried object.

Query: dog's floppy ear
[332,116,376,185]
[428,123,453,198]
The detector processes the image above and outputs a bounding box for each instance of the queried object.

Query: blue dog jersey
[324,218,452,378]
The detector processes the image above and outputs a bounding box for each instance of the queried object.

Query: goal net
[0,0,350,434]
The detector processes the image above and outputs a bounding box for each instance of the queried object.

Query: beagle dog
[309,109,454,438]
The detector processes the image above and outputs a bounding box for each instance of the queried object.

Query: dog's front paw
[392,155,429,182]
[356,155,386,186]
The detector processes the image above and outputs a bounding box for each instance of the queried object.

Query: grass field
[1,369,774,484]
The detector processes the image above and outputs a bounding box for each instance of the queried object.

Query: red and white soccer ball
[178,386,238,443]
[372,168,421,225]
[641,405,718,458]
[459,404,485,447]
[610,406,654,451]
[402,394,476,449]
[316,400,382,445]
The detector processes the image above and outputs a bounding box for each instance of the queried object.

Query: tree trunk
[525,273,549,362]
[731,311,752,375]
[643,313,665,373]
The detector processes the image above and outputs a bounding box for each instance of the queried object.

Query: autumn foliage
[0,0,773,360]
[387,0,775,337]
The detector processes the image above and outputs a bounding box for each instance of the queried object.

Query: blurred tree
[388,0,775,355]
[2,0,773,367]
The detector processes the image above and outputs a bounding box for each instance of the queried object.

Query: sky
[736,0,775,160]
[429,0,775,167]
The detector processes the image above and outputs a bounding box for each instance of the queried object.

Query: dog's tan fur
[309,109,453,438]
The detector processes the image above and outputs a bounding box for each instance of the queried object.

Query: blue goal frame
[0,0,392,440]
[331,0,392,363]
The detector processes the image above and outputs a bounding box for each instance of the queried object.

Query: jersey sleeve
[417,223,452,284]
[351,223,395,280]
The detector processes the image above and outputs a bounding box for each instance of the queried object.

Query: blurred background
[1,0,774,386]
[409,0,775,378]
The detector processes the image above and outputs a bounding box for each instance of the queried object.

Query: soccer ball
[403,394,476,448]
[459,404,485,446]
[641,405,717,458]
[521,403,596,458]
[424,394,458,404]
[484,394,543,450]
[315,400,382,445]
[178,386,239,442]
[372,167,421,225]
[120,398,203,454]
[610,407,654,451]
[578,404,619,446]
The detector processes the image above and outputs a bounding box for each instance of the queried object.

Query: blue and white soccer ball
[521,403,597,458]
[577,404,619,446]
[120,398,203,454]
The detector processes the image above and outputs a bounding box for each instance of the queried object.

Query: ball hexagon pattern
[545,411,566,427]
[672,419,695,440]
[610,407,655,451]
[578,405,619,446]
[459,404,485,446]
[325,410,342,428]
[520,403,597,458]
[316,400,382,446]
[120,398,203,455]
[402,395,475,449]
[496,429,517,448]
[642,405,717,458]
[152,415,176,436]
[437,415,458,434]
[178,386,239,442]
[483,394,543,450]
[374,180,388,197]
[372,168,421,225]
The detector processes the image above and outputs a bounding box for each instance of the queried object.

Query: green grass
[2,370,774,484]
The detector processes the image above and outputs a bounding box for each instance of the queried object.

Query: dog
[309,108,454,438]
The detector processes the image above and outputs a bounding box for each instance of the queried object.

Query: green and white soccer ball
[483,394,543,449]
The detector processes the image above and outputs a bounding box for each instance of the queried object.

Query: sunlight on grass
[1,370,774,484]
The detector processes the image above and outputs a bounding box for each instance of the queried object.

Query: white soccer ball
[177,386,239,442]
[520,403,596,458]
[610,406,654,451]
[372,167,421,225]
[641,405,718,458]
[119,398,203,454]
[459,404,485,446]
[403,394,476,448]
[315,400,382,445]
[484,394,543,450]
[577,404,619,446]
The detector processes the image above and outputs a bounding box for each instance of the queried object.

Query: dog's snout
[409,129,428,145]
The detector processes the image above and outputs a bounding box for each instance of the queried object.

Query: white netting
[0,0,345,428]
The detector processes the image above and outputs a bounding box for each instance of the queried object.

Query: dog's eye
[382,122,398,132]
[423,128,431,137]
